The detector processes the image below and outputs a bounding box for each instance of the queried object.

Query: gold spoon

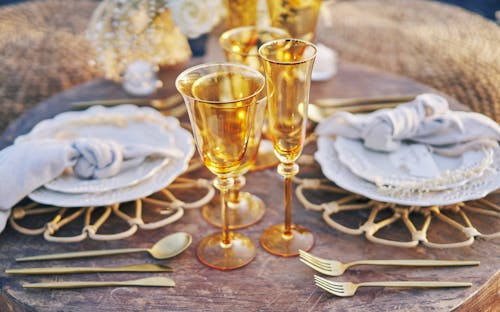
[6,263,173,275]
[16,232,192,262]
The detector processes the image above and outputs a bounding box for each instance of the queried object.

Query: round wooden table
[0,38,498,312]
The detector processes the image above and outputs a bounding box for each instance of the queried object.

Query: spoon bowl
[149,231,192,259]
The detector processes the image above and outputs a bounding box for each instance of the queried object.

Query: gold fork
[299,250,479,277]
[314,275,471,297]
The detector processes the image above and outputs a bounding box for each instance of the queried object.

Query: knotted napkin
[315,93,500,156]
[0,138,182,232]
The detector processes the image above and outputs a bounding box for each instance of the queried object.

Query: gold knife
[23,277,175,289]
[6,263,173,275]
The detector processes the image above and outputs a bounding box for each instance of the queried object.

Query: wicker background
[0,0,499,134]
[0,0,100,133]
[318,0,500,121]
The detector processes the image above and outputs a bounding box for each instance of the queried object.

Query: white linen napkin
[0,138,182,233]
[315,93,500,156]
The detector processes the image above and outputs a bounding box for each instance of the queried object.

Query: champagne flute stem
[284,175,293,236]
[278,162,299,238]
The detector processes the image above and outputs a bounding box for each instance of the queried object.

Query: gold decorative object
[9,171,215,243]
[86,0,191,80]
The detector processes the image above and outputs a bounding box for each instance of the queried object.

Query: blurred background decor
[85,0,192,92]
[0,0,101,134]
[0,0,498,135]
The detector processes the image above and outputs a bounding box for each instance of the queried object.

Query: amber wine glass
[266,0,322,41]
[201,92,267,229]
[258,39,317,257]
[176,63,265,270]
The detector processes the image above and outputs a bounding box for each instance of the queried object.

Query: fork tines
[299,249,334,275]
[314,275,349,297]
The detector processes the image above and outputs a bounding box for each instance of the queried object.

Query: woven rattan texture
[0,0,101,133]
[319,0,500,122]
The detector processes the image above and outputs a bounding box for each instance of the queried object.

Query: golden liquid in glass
[178,71,262,177]
[266,0,321,41]
[260,40,316,164]
[232,95,267,176]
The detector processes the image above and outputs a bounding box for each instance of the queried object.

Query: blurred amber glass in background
[219,26,290,73]
[266,0,322,41]
[224,0,258,29]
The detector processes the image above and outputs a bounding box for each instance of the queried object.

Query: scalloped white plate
[15,105,195,206]
[315,135,500,206]
[334,136,492,191]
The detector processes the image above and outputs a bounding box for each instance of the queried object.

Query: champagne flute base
[202,192,265,230]
[260,223,314,257]
[197,232,256,270]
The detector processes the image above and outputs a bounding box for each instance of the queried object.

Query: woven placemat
[318,0,500,122]
[0,0,101,133]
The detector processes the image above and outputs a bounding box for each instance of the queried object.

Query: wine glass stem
[220,188,230,245]
[214,177,234,246]
[278,162,299,238]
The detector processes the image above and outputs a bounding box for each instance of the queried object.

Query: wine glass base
[260,223,314,257]
[202,192,265,230]
[197,232,256,270]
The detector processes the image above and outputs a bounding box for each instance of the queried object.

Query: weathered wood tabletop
[0,36,498,312]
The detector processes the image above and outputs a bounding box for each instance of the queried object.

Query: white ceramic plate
[334,136,492,191]
[315,136,500,206]
[15,105,195,206]
[44,157,170,193]
[15,104,180,193]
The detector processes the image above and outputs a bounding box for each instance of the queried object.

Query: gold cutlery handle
[315,95,416,107]
[16,248,146,262]
[23,277,175,289]
[359,281,472,288]
[6,264,172,274]
[350,259,480,267]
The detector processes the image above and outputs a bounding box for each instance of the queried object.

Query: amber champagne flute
[259,39,317,257]
[266,0,322,41]
[202,92,267,229]
[176,63,265,270]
